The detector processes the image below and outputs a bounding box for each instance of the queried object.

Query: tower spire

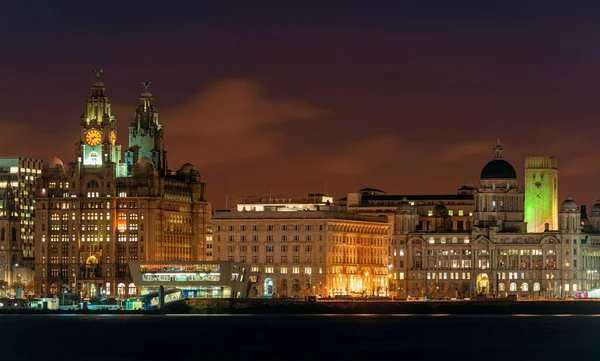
[493,142,504,159]
[91,69,105,97]
[140,81,153,109]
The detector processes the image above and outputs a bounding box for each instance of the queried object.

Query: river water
[4,314,597,360]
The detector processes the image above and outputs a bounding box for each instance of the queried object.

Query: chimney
[544,223,549,232]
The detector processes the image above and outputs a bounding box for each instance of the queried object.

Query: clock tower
[77,70,125,176]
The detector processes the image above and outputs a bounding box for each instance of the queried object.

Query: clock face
[85,128,102,147]
[110,130,116,146]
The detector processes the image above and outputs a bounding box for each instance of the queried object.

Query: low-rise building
[128,261,252,299]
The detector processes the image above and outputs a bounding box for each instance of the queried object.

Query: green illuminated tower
[524,156,558,232]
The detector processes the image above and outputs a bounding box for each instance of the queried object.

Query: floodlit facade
[389,144,600,299]
[213,200,391,297]
[34,72,211,298]
[524,156,559,232]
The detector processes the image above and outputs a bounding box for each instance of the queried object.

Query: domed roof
[560,196,579,213]
[48,156,64,168]
[480,159,517,179]
[480,143,517,179]
[433,203,449,216]
[396,197,414,212]
[136,157,153,166]
[178,163,198,174]
[591,199,600,215]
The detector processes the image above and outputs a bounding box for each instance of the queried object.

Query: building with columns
[388,144,600,299]
[213,197,391,297]
[34,72,211,298]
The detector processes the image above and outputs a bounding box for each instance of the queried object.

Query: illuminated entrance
[263,278,274,297]
[476,273,490,294]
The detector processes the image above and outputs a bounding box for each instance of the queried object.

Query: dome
[136,157,153,166]
[480,159,517,179]
[178,163,198,174]
[591,199,600,215]
[480,143,517,179]
[48,156,64,168]
[560,196,579,213]
[433,203,449,216]
[396,197,414,212]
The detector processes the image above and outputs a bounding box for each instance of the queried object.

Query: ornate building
[34,72,211,298]
[213,197,391,297]
[389,144,600,299]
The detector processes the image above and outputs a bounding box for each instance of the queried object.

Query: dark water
[4,314,599,360]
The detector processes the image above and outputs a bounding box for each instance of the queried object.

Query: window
[292,267,300,274]
[458,210,464,216]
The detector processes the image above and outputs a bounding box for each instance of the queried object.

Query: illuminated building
[0,157,43,263]
[213,198,391,297]
[129,261,253,299]
[389,144,600,299]
[524,156,559,232]
[0,186,34,293]
[34,71,211,298]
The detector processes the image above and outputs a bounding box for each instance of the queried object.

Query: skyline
[2,2,600,207]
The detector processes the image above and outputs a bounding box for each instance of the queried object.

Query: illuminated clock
[85,128,102,147]
[109,130,116,146]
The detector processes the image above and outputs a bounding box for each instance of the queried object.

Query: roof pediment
[474,235,494,245]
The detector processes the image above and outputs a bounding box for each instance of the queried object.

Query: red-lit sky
[2,2,600,209]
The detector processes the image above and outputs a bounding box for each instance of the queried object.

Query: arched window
[521,283,529,292]
[49,283,58,296]
[509,283,517,292]
[498,283,505,292]
[533,283,541,292]
[128,283,137,296]
[117,283,125,297]
[0,227,4,241]
[263,278,274,297]
[87,180,99,189]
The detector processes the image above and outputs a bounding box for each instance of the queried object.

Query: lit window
[448,210,453,216]
[458,210,464,216]
[399,249,404,256]
[280,267,287,274]
[304,267,312,274]
[428,210,433,216]
[292,267,300,274]
[117,212,127,231]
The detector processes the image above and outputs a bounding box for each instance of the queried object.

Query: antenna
[225,193,228,210]
[497,138,500,146]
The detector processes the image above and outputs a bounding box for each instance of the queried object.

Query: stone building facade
[388,144,600,299]
[33,72,211,298]
[213,207,391,297]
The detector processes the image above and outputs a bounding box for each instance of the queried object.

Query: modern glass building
[128,261,255,299]
[0,157,43,262]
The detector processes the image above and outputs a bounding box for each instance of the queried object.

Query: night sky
[2,1,600,208]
